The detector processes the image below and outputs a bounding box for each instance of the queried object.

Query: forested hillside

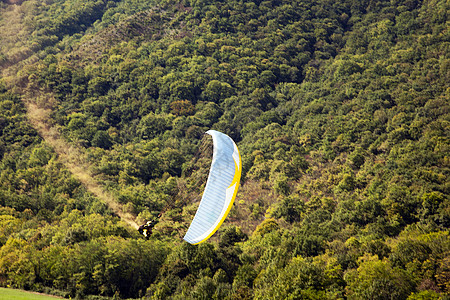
[0,0,449,299]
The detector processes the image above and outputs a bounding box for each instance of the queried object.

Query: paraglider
[183,130,242,244]
[138,214,161,239]
[137,130,241,244]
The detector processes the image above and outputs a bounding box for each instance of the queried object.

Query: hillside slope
[0,0,449,299]
[24,98,139,229]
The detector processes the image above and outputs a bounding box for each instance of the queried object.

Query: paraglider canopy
[183,130,241,244]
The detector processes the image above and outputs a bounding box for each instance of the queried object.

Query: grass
[0,288,63,300]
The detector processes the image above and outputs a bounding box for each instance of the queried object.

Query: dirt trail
[24,100,139,229]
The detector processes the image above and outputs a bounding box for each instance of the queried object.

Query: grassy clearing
[0,288,63,300]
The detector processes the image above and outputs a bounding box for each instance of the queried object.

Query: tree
[345,256,414,300]
[273,195,305,223]
[138,112,173,139]
[170,100,195,116]
[91,131,113,149]
[202,80,234,102]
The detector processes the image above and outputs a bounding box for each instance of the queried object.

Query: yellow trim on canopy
[193,146,241,245]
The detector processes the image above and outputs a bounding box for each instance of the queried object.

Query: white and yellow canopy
[183,130,241,244]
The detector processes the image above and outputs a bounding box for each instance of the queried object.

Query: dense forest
[0,0,449,299]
